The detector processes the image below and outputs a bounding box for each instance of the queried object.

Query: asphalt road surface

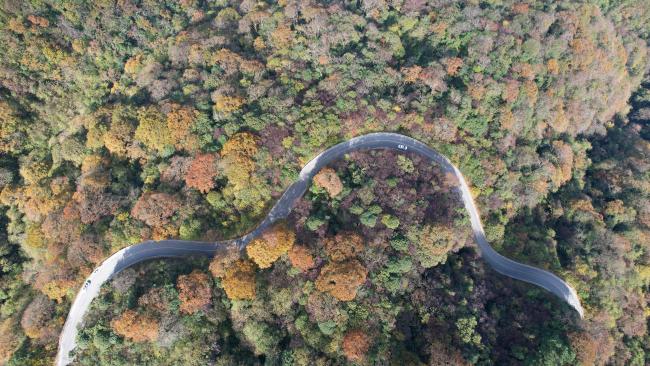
[56,132,584,365]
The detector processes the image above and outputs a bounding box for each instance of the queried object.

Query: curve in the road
[56,132,584,365]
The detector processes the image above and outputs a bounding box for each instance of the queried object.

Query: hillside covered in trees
[0,0,649,365]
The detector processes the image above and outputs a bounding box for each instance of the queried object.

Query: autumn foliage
[131,192,180,227]
[111,309,159,342]
[220,132,258,161]
[184,153,218,193]
[1,0,649,363]
[166,104,199,152]
[214,95,245,114]
[324,232,364,262]
[246,224,295,269]
[429,339,469,366]
[177,270,212,314]
[20,295,58,343]
[568,329,612,366]
[134,106,172,153]
[221,259,256,300]
[103,106,136,157]
[0,319,20,363]
[315,259,367,301]
[218,132,269,212]
[288,245,315,272]
[209,245,241,278]
[313,167,343,197]
[314,232,368,300]
[137,287,169,314]
[342,329,371,363]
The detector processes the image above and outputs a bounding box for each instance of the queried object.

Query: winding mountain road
[56,132,584,366]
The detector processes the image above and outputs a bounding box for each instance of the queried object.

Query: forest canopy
[0,0,649,365]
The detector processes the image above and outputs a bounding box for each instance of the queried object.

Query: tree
[219,132,270,213]
[381,214,399,229]
[20,294,58,344]
[131,192,180,228]
[0,100,25,154]
[342,329,371,363]
[137,287,170,314]
[408,224,464,268]
[550,140,574,188]
[214,94,245,114]
[103,105,136,157]
[288,245,315,272]
[134,106,173,153]
[72,185,121,224]
[33,264,76,303]
[313,167,343,197]
[527,336,576,366]
[66,234,105,268]
[176,270,211,314]
[184,153,218,193]
[221,259,256,300]
[220,132,258,160]
[111,309,159,342]
[455,317,481,345]
[323,232,364,262]
[242,321,280,356]
[428,339,468,366]
[209,245,241,278]
[445,57,464,76]
[246,224,295,268]
[160,156,191,187]
[315,259,367,301]
[0,318,22,363]
[568,331,602,366]
[166,104,200,152]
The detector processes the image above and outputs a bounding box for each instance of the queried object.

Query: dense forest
[0,0,649,365]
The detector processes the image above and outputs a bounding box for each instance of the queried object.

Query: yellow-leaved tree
[221,259,256,300]
[219,132,270,214]
[246,224,296,269]
[134,106,172,153]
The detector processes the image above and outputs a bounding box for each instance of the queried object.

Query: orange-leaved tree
[313,167,343,197]
[166,103,200,152]
[288,245,315,272]
[131,192,180,228]
[111,309,159,342]
[315,259,367,301]
[176,270,212,314]
[323,232,364,262]
[342,329,371,363]
[184,153,218,193]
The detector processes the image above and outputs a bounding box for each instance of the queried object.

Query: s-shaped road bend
[56,132,584,366]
